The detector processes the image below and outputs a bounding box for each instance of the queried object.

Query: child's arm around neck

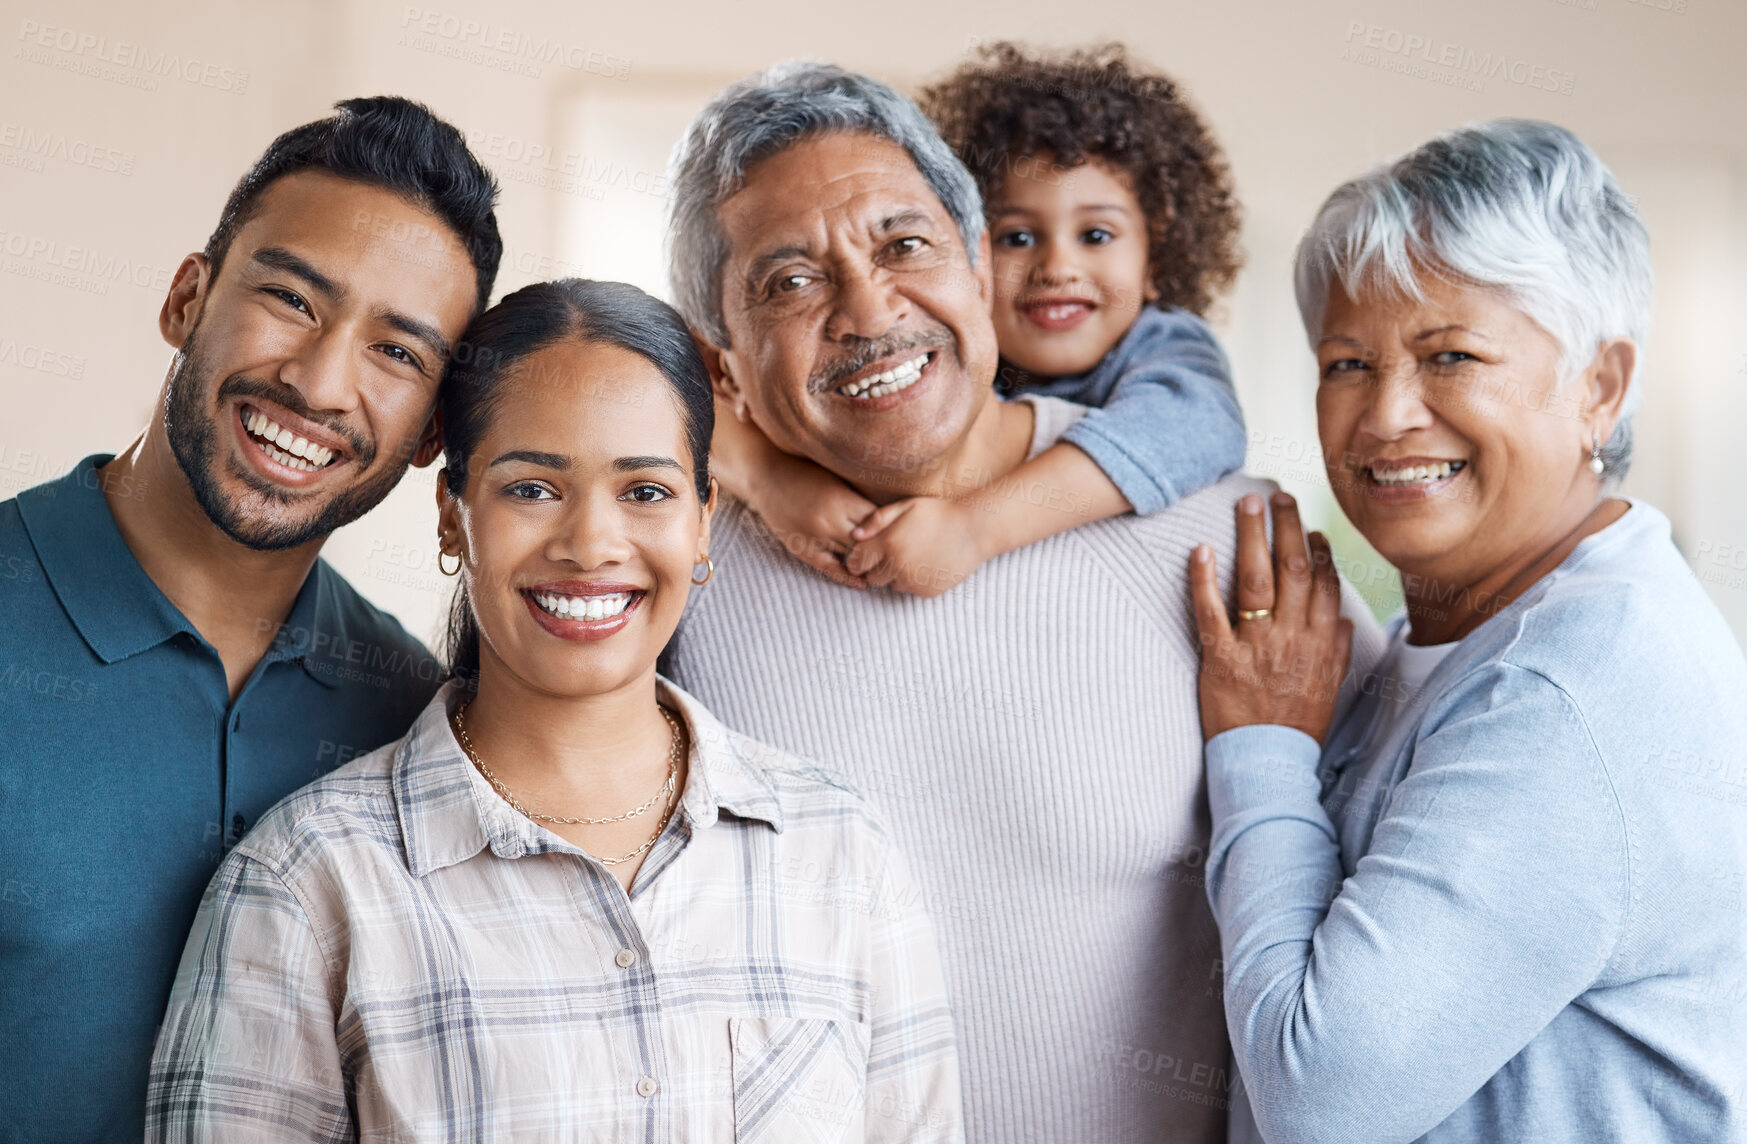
[844,308,1246,596]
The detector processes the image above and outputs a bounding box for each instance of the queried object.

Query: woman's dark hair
[204,95,503,313]
[920,42,1242,317]
[438,278,716,681]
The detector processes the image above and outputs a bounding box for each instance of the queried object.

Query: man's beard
[164,321,411,552]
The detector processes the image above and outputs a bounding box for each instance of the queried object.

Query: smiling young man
[0,96,499,1140]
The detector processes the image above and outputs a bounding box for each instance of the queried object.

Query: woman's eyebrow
[615,455,684,473]
[488,449,570,470]
[1412,324,1499,347]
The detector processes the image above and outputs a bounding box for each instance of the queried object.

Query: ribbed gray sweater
[664,398,1380,1143]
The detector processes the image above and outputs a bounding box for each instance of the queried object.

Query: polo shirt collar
[395,676,785,879]
[16,454,347,685]
[274,561,345,690]
[17,454,196,664]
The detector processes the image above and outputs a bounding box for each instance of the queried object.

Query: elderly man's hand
[1190,492,1354,744]
[846,496,986,597]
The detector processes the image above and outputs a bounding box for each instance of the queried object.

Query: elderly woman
[1189,120,1747,1143]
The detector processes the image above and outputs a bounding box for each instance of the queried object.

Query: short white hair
[1294,119,1652,474]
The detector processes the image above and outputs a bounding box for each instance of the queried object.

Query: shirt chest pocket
[729,1016,870,1142]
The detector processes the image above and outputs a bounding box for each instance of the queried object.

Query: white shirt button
[614,948,637,968]
[636,1075,658,1098]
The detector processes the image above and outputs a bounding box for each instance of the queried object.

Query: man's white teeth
[244,410,336,469]
[532,591,633,621]
[1370,460,1464,485]
[840,353,928,399]
[262,443,320,472]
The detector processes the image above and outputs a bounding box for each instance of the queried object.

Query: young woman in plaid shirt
[148,279,962,1143]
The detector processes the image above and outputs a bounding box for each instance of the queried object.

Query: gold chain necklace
[451,701,683,866]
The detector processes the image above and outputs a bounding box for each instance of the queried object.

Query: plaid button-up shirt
[146,678,961,1143]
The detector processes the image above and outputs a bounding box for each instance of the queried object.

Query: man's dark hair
[203,95,503,312]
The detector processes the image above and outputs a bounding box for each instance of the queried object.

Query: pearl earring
[1589,434,1605,476]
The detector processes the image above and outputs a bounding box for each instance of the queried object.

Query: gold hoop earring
[439,550,462,577]
[690,555,714,585]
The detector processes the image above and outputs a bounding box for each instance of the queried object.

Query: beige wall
[5,0,1744,646]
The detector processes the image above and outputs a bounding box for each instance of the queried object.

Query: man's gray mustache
[807,330,954,393]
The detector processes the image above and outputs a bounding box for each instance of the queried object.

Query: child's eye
[995,229,1035,249]
[1080,227,1115,246]
[506,481,556,501]
[623,484,672,504]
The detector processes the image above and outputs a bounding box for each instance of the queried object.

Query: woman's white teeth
[840,353,928,399]
[1370,460,1464,485]
[244,410,336,470]
[532,591,633,621]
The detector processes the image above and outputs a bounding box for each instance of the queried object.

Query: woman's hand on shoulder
[1190,491,1354,743]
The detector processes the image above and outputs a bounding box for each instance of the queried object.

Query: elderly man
[661,63,1379,1142]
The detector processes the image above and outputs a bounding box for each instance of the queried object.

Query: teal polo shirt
[0,455,442,1142]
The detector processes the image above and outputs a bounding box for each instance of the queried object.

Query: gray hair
[1293,119,1652,476]
[665,61,985,349]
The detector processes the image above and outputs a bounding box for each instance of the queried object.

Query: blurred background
[4,0,1744,646]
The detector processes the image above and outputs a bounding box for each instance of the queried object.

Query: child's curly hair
[920,41,1242,317]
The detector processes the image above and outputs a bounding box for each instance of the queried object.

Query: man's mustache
[218,375,375,466]
[807,325,954,394]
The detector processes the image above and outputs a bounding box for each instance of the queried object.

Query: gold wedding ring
[1236,608,1272,621]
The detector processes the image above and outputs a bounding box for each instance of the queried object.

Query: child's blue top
[1002,305,1247,514]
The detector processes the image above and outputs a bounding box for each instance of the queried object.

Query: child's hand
[752,450,877,590]
[711,404,874,589]
[846,496,989,597]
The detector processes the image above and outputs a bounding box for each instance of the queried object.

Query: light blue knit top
[1205,500,1747,1143]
